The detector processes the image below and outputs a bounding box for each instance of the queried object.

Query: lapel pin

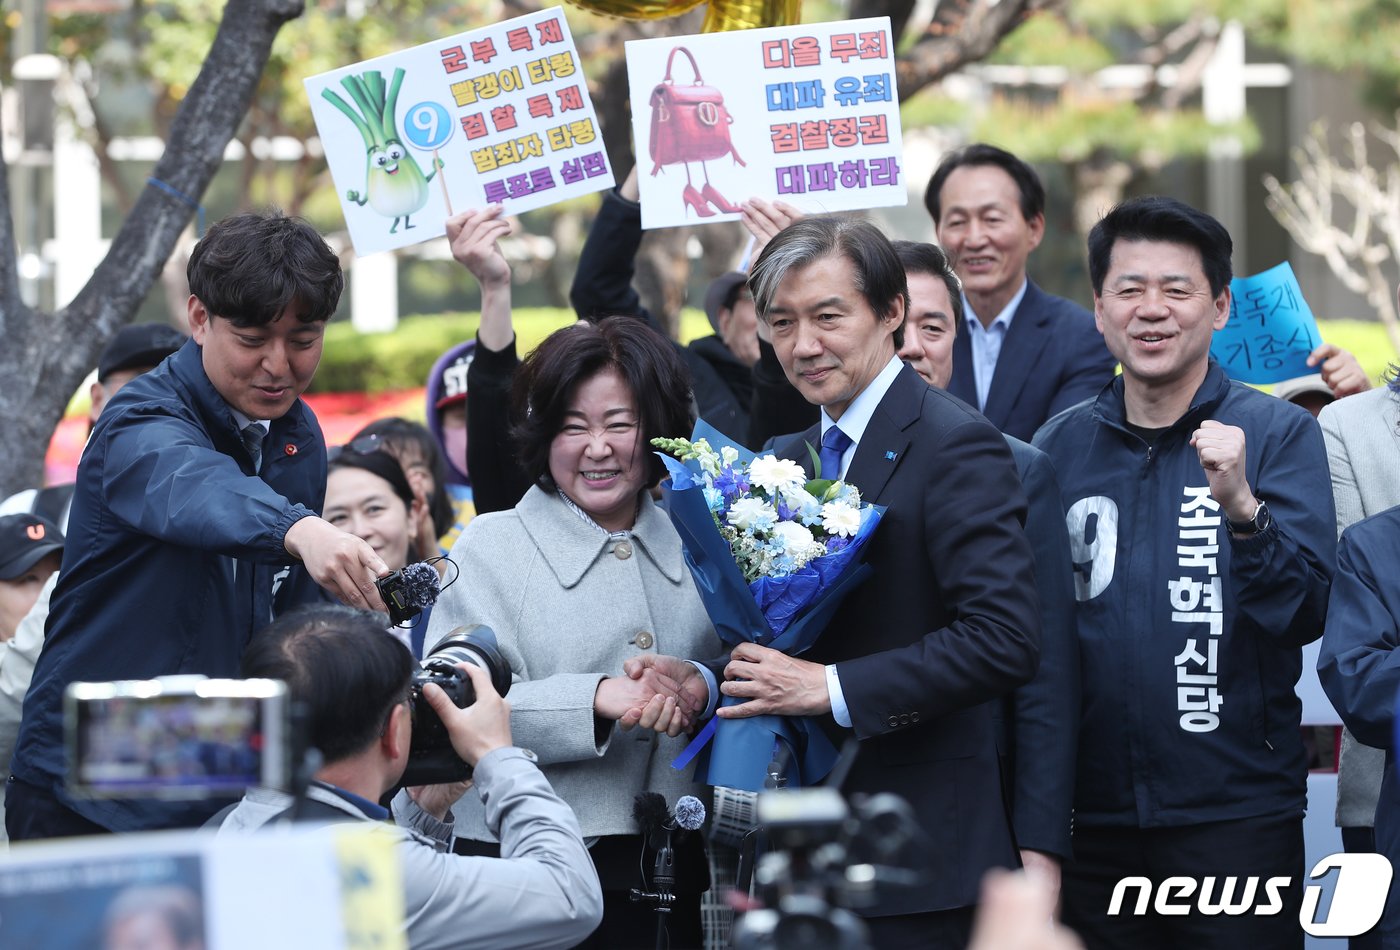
[884,451,897,461]
[285,444,298,456]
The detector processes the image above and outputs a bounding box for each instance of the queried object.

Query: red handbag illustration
[649,46,745,217]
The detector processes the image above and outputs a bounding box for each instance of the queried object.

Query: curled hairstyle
[924,143,1045,225]
[892,240,964,327]
[354,417,454,538]
[242,604,413,764]
[187,210,344,328]
[1087,196,1234,298]
[749,216,908,349]
[511,316,695,493]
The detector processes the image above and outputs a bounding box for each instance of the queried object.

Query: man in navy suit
[640,218,1043,947]
[893,239,1078,907]
[925,144,1116,441]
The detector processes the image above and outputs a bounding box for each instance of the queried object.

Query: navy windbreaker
[1033,362,1335,828]
[10,339,326,831]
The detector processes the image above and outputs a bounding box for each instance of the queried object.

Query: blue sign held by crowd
[1213,261,1321,384]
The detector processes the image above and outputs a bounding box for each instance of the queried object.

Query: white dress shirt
[963,279,1028,410]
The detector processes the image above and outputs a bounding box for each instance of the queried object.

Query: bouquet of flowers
[652,421,885,790]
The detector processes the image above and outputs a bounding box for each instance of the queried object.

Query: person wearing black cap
[568,167,759,441]
[0,514,63,644]
[0,323,186,531]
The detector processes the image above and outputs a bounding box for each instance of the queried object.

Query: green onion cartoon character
[322,68,441,234]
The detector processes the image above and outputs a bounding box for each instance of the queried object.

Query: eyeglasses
[328,434,386,462]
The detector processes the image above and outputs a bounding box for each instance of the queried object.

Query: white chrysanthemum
[727,497,778,532]
[748,455,807,494]
[821,501,862,537]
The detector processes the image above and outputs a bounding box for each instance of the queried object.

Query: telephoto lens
[400,625,512,787]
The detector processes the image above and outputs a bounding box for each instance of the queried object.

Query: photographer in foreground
[217,604,602,950]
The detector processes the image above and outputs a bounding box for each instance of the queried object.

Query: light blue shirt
[819,355,904,728]
[963,280,1028,411]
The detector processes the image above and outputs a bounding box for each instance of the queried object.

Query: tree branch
[895,0,1058,100]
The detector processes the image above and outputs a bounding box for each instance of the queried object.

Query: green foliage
[987,13,1115,71]
[973,98,1260,164]
[900,92,971,130]
[311,307,714,393]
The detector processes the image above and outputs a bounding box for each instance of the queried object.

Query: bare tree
[1264,120,1400,353]
[0,0,307,497]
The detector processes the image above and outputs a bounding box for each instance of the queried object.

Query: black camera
[400,625,512,787]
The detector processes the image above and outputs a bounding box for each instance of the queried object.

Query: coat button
[635,631,654,650]
[911,711,920,723]
[520,749,538,762]
[899,714,910,726]
[614,541,633,560]
[886,716,899,728]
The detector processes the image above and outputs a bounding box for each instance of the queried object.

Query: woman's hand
[595,673,690,737]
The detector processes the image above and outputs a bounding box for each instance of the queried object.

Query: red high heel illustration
[701,182,739,214]
[683,184,715,217]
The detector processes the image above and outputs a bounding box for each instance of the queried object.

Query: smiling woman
[425,316,720,947]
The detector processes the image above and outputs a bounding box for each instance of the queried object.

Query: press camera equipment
[66,676,291,800]
[730,744,927,950]
[376,560,444,625]
[400,624,512,787]
[630,792,709,950]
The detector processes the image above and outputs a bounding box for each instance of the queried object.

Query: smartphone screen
[65,678,289,799]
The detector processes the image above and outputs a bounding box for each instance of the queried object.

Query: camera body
[401,624,512,787]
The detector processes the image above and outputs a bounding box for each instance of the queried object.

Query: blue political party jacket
[10,339,327,831]
[1033,361,1335,828]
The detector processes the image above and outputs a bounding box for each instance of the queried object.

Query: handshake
[593,643,830,738]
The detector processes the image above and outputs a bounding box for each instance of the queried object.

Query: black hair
[924,143,1046,226]
[511,316,695,492]
[1087,195,1234,298]
[353,417,454,538]
[892,240,964,326]
[187,210,344,328]
[748,215,908,349]
[241,604,413,764]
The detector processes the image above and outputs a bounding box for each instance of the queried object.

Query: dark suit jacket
[997,437,1079,863]
[773,364,1042,916]
[949,281,1116,443]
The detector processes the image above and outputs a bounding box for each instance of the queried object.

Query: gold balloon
[702,0,800,32]
[562,0,800,30]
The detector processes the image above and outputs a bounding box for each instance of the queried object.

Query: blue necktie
[819,425,852,481]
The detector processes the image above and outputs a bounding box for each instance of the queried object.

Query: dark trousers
[861,906,974,950]
[1062,815,1305,950]
[1341,826,1383,950]
[5,776,110,841]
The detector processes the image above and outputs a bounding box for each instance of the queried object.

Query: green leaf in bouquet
[805,440,823,478]
[805,478,836,499]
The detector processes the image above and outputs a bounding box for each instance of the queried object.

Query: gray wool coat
[425,486,718,841]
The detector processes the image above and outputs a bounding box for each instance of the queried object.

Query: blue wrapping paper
[658,421,884,790]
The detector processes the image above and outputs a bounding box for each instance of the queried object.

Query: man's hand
[594,669,691,737]
[284,516,389,612]
[426,662,512,768]
[622,655,710,723]
[446,206,512,289]
[740,197,803,259]
[1018,850,1062,915]
[1307,342,1370,398]
[967,869,1084,950]
[717,643,829,718]
[1190,420,1257,525]
[407,780,473,822]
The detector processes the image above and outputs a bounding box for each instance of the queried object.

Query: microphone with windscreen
[376,561,441,625]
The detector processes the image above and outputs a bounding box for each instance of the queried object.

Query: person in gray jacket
[218,604,602,950]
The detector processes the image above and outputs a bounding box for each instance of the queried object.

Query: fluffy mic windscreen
[400,561,442,608]
[673,795,706,832]
[633,791,669,839]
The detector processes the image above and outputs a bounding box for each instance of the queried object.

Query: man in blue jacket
[925,144,1117,442]
[1318,503,1400,946]
[1034,196,1335,948]
[7,211,392,840]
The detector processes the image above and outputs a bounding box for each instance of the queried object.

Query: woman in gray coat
[427,316,717,949]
